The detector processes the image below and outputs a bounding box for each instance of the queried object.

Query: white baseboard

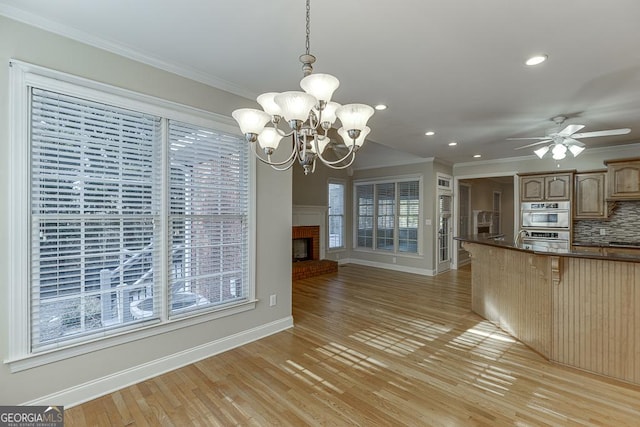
[340,258,435,276]
[23,316,294,408]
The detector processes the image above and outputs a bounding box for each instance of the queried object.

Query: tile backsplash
[574,201,640,243]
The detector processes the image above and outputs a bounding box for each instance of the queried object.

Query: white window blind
[31,88,162,350]
[328,182,345,249]
[356,184,374,248]
[354,179,420,254]
[168,121,249,317]
[398,181,419,253]
[376,183,395,251]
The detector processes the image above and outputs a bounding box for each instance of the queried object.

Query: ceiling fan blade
[571,128,631,138]
[557,124,585,137]
[506,136,550,141]
[514,140,551,150]
[563,137,585,147]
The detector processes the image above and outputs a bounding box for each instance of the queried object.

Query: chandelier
[231,0,374,175]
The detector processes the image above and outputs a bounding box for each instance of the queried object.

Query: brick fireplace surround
[292,225,338,280]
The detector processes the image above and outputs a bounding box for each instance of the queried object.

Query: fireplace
[291,226,320,261]
[293,237,313,262]
[291,225,337,279]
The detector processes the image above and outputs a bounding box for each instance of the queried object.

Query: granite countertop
[455,234,640,262]
[573,241,640,248]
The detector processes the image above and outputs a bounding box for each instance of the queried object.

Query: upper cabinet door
[574,172,606,219]
[545,174,572,201]
[606,160,640,200]
[521,176,545,201]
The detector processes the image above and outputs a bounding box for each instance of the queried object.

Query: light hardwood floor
[66,264,640,426]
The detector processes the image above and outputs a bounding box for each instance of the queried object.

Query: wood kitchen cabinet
[603,246,640,256]
[574,171,606,219]
[520,172,572,201]
[605,158,640,200]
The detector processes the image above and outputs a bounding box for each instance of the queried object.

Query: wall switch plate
[425,219,432,226]
[600,228,606,236]
[269,294,277,307]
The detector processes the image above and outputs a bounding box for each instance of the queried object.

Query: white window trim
[352,174,423,256]
[327,179,346,251]
[437,173,453,191]
[7,60,257,371]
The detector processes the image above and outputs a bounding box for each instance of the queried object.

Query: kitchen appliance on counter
[521,201,570,228]
[520,230,571,251]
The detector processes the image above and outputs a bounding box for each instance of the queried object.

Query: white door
[438,193,452,273]
[458,184,471,264]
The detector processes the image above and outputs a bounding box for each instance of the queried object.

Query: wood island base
[462,241,640,386]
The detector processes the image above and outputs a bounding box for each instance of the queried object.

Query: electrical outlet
[599,228,606,236]
[269,294,277,307]
[392,256,397,264]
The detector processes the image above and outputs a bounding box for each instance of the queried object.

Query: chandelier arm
[252,140,299,166]
[314,140,357,165]
[272,122,295,138]
[268,159,296,171]
[321,152,357,170]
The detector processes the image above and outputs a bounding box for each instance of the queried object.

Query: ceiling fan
[508,116,631,160]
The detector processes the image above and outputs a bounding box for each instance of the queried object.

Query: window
[9,61,253,364]
[376,183,395,251]
[398,181,419,253]
[356,184,374,248]
[328,181,345,249]
[354,179,420,254]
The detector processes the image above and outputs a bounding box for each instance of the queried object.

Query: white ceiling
[2,0,640,164]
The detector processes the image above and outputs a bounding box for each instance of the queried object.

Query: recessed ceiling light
[448,141,457,146]
[525,54,548,66]
[374,104,387,111]
[425,131,435,136]
[473,154,482,158]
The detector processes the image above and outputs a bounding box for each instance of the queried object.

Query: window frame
[352,175,422,256]
[327,179,346,251]
[7,60,257,372]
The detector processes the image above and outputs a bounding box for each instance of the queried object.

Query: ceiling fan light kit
[231,0,374,175]
[510,116,631,161]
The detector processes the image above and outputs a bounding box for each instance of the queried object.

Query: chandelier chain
[305,0,310,55]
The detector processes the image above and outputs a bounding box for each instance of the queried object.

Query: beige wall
[0,16,292,405]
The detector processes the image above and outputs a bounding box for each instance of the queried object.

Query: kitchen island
[457,235,640,386]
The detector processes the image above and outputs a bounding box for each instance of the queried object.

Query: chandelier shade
[256,92,282,117]
[257,127,283,151]
[274,91,318,123]
[231,0,374,174]
[339,126,370,147]
[232,108,271,135]
[315,101,340,126]
[300,73,340,103]
[336,104,375,132]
